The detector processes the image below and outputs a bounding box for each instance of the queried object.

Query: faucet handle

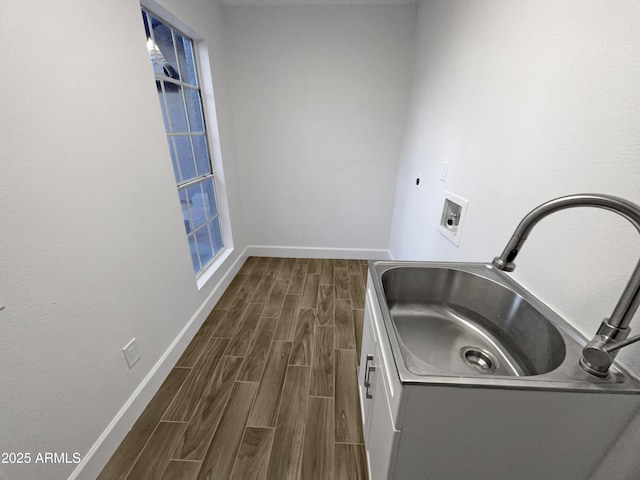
[580,335,615,377]
[604,332,640,353]
[580,331,640,377]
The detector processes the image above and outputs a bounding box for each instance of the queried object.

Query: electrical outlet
[123,338,141,369]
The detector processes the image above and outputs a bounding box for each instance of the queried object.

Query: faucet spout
[492,194,640,377]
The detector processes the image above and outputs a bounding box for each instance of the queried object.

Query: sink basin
[382,267,565,377]
[369,261,640,391]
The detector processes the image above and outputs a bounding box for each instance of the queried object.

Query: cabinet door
[359,293,377,436]
[366,343,400,480]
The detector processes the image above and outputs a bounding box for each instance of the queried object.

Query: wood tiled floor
[99,257,369,480]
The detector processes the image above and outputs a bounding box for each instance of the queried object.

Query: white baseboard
[69,247,249,480]
[245,245,391,260]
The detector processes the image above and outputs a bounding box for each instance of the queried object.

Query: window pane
[188,235,200,273]
[165,83,188,132]
[142,12,157,75]
[195,226,213,267]
[146,16,167,76]
[184,88,204,132]
[174,32,198,87]
[167,137,180,183]
[179,188,192,233]
[157,88,170,131]
[186,182,206,229]
[173,136,196,181]
[193,136,211,176]
[210,217,223,255]
[151,19,176,70]
[202,177,218,219]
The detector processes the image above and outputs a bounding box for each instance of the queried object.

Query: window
[142,8,224,275]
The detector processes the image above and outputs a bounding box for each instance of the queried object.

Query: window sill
[196,247,234,291]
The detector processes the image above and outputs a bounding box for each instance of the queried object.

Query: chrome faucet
[492,193,640,377]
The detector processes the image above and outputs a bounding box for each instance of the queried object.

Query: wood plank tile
[309,326,334,397]
[320,259,334,285]
[266,366,310,480]
[360,262,368,284]
[251,270,278,303]
[215,274,248,310]
[335,299,356,350]
[238,316,278,382]
[347,260,361,276]
[348,274,365,309]
[231,427,274,480]
[302,397,334,480]
[308,258,322,275]
[289,308,315,366]
[213,292,252,338]
[196,381,258,480]
[248,342,291,427]
[334,268,350,300]
[255,256,272,271]
[176,313,220,368]
[172,356,243,461]
[267,257,284,271]
[335,259,348,269]
[98,367,190,480]
[241,257,271,293]
[273,294,300,342]
[316,284,335,326]
[277,258,296,281]
[226,303,265,357]
[238,256,259,275]
[300,274,320,309]
[160,460,202,480]
[335,349,364,443]
[353,309,364,365]
[335,443,368,480]
[287,262,308,295]
[163,338,229,422]
[126,421,187,480]
[263,279,288,318]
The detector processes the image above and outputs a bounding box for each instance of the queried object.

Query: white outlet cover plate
[440,161,449,182]
[123,338,142,369]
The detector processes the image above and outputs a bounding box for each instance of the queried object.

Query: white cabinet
[358,290,376,434]
[358,270,640,480]
[359,276,401,480]
[364,340,400,479]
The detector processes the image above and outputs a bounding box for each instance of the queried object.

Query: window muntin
[142,9,224,274]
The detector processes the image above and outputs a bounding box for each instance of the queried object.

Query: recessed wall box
[438,192,469,246]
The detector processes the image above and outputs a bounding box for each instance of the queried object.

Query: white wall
[389,1,640,476]
[390,0,640,369]
[222,4,416,257]
[0,0,244,479]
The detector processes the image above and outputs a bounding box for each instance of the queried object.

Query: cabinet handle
[364,354,375,399]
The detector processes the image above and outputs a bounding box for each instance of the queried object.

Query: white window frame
[141,1,234,288]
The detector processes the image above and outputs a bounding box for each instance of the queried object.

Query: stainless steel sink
[369,261,640,392]
[383,266,565,377]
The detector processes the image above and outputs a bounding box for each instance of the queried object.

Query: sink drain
[460,347,498,374]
